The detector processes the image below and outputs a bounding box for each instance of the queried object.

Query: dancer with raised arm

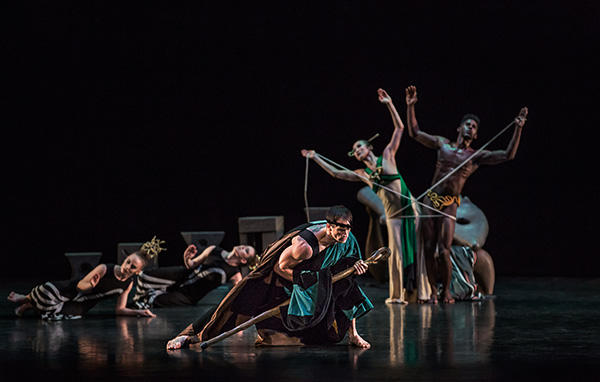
[404,85,527,303]
[302,88,424,304]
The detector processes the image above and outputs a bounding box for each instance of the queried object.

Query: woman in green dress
[302,88,428,304]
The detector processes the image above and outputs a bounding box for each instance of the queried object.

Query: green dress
[365,156,418,295]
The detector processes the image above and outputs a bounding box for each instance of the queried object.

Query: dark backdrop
[6,1,599,279]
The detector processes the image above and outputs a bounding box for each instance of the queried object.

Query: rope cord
[313,152,456,220]
[304,155,311,222]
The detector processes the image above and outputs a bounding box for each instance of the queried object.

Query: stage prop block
[64,252,102,280]
[238,216,284,251]
[180,231,226,248]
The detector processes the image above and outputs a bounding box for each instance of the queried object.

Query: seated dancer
[131,243,257,309]
[166,205,373,350]
[405,85,527,303]
[302,88,423,304]
[7,237,165,320]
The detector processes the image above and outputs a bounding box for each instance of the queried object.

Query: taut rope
[304,155,311,222]
[398,119,517,214]
[310,152,456,220]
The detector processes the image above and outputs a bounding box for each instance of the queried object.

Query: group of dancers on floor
[8,85,527,350]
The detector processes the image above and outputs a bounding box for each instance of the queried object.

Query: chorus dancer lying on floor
[131,243,257,309]
[7,237,165,320]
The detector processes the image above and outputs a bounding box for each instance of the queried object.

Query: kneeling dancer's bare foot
[348,333,371,349]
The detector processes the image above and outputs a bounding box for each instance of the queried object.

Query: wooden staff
[198,246,391,350]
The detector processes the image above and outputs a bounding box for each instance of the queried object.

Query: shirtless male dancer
[405,85,527,304]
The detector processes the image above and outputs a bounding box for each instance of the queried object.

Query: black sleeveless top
[295,229,333,273]
[197,247,241,282]
[73,264,132,302]
[299,229,320,256]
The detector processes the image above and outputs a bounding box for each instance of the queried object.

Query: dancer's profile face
[351,140,370,161]
[327,218,352,243]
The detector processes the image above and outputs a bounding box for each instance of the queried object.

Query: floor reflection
[77,317,152,368]
[3,278,600,381]
[2,295,497,372]
[387,299,496,367]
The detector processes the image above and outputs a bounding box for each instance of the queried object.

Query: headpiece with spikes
[140,236,167,259]
[248,254,261,271]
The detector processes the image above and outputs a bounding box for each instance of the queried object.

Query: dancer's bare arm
[184,245,215,269]
[378,88,405,160]
[405,85,445,149]
[476,107,527,165]
[274,237,313,281]
[229,272,243,285]
[115,283,156,317]
[77,264,107,291]
[301,149,362,181]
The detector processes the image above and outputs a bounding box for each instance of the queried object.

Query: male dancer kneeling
[167,205,373,350]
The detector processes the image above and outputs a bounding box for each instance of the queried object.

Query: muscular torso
[431,142,480,195]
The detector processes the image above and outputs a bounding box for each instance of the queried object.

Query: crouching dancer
[7,237,165,320]
[167,205,373,350]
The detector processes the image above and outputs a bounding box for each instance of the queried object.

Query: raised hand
[405,85,418,106]
[377,88,391,104]
[301,149,315,159]
[89,272,101,288]
[516,107,528,128]
[183,245,197,268]
[183,244,197,259]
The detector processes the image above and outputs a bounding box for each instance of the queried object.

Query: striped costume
[132,246,241,308]
[445,246,482,301]
[28,264,131,320]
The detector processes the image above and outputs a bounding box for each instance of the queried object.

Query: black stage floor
[2,277,599,381]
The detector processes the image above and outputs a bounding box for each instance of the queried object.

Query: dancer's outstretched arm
[115,283,156,317]
[476,107,528,165]
[301,149,363,181]
[184,245,215,269]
